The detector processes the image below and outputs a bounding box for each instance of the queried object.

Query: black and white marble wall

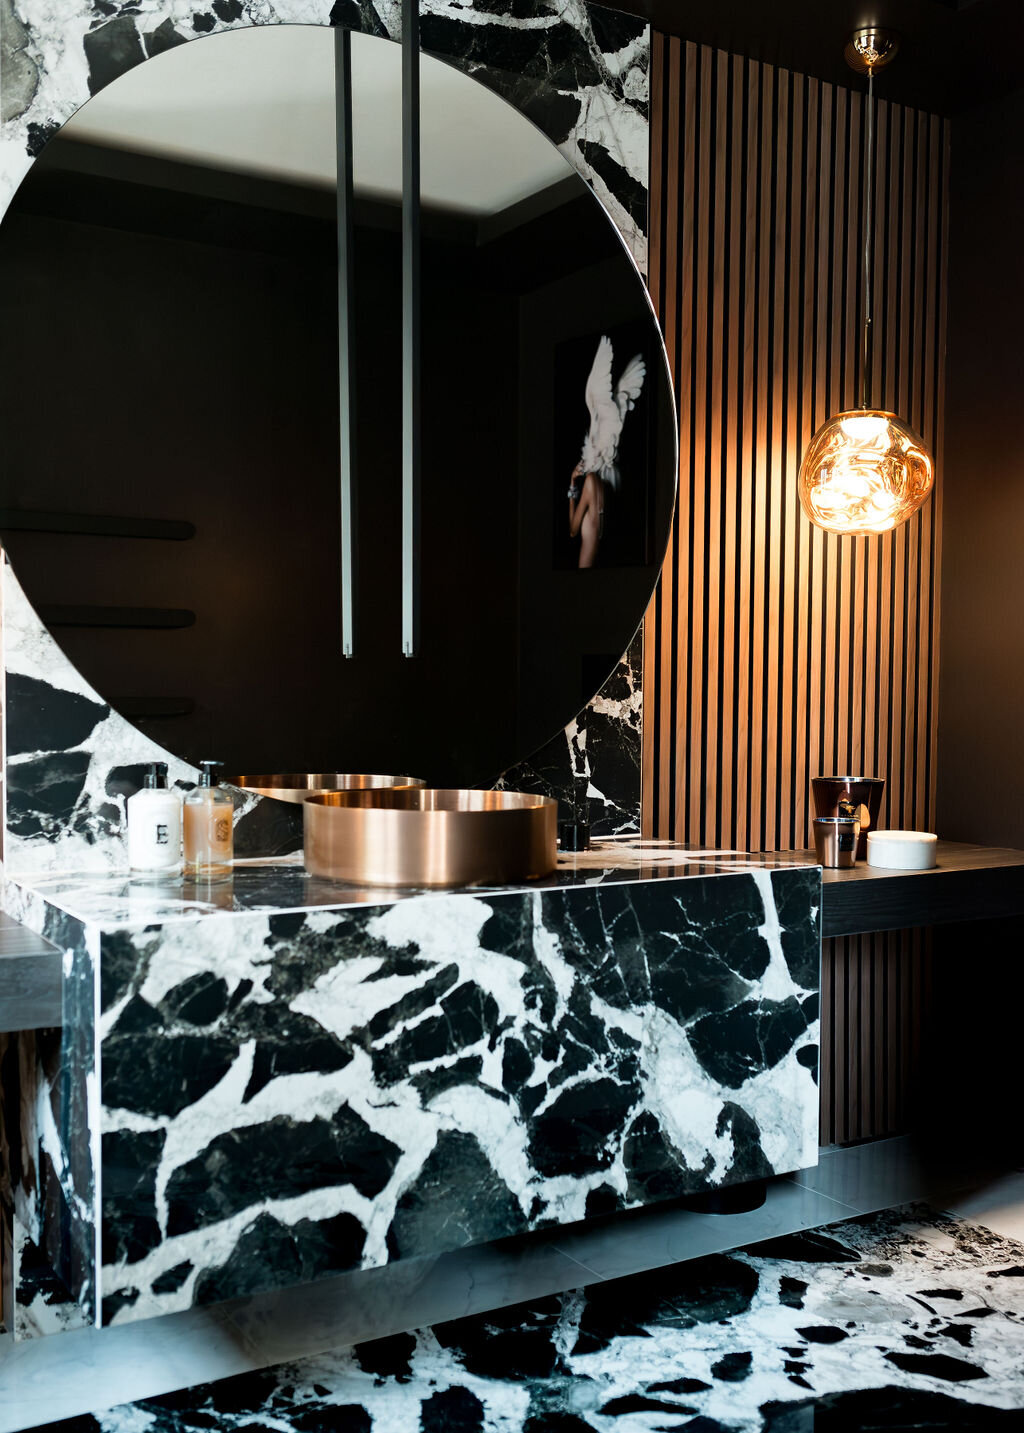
[498,629,643,837]
[10,1221,93,1339]
[0,883,99,1327]
[0,558,300,875]
[3,853,820,1328]
[0,0,648,272]
[0,1,651,873]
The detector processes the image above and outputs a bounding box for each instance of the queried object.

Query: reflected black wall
[0,139,670,784]
[518,255,670,758]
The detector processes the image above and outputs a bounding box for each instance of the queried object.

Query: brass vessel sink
[304,788,558,888]
[229,773,425,805]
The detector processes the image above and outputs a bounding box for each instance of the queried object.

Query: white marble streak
[105,1059,388,1323]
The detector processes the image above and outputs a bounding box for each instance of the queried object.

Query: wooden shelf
[0,913,62,1033]
[789,840,1024,938]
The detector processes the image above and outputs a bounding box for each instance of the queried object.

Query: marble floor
[31,1201,1024,1432]
[3,1137,1023,1432]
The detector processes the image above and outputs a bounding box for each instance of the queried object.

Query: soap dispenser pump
[127,762,182,876]
[183,760,234,879]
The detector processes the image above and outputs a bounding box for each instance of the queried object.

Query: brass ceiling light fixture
[798,28,934,536]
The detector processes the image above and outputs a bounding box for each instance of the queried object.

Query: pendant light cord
[862,67,874,410]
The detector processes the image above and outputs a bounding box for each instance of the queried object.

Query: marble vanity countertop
[3,838,819,931]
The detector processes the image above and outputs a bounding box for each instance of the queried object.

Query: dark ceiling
[604,0,1024,114]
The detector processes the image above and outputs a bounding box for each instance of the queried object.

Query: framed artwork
[552,319,652,570]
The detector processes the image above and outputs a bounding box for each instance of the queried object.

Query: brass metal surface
[844,27,899,75]
[229,773,425,804]
[304,788,558,888]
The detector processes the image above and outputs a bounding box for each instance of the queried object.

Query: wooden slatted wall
[644,36,949,1145]
[821,929,934,1145]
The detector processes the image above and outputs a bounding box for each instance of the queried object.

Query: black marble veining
[34,1204,1024,1430]
[498,632,644,836]
[4,849,820,1328]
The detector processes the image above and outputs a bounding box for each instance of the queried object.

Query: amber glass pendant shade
[798,409,934,535]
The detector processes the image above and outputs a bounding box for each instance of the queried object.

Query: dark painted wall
[938,87,1024,846]
[517,254,675,759]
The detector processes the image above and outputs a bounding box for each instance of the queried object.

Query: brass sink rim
[228,773,426,804]
[305,787,551,813]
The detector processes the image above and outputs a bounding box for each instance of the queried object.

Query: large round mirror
[0,25,675,787]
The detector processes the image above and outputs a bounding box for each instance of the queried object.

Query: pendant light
[798,29,934,536]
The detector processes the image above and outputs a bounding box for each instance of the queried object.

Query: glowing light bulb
[839,414,889,444]
[798,409,934,535]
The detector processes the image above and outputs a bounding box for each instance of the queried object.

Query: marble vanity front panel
[6,854,820,1327]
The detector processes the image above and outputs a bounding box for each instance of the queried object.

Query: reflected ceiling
[63,25,570,215]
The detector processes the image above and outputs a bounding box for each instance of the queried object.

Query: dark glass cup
[811,775,885,859]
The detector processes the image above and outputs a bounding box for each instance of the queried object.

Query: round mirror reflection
[0,25,676,786]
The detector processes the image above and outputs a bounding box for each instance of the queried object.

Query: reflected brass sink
[304,788,558,888]
[229,773,425,804]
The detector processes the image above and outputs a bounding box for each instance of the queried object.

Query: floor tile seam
[776,1177,864,1217]
[546,1246,613,1282]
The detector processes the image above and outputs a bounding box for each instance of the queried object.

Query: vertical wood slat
[645,38,948,1144]
[643,32,668,838]
[818,929,934,1145]
[704,49,727,845]
[677,40,699,839]
[735,54,759,853]
[689,45,711,843]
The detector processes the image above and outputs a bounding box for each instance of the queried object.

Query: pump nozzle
[197,760,225,789]
[143,762,167,790]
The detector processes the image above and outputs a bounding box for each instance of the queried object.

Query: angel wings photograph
[553,321,652,570]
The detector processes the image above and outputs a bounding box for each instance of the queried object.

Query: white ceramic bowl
[866,830,937,870]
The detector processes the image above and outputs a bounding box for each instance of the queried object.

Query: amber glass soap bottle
[183,760,234,879]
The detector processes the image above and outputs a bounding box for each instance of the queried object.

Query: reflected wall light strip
[798,29,935,536]
[401,0,422,658]
[335,26,357,657]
